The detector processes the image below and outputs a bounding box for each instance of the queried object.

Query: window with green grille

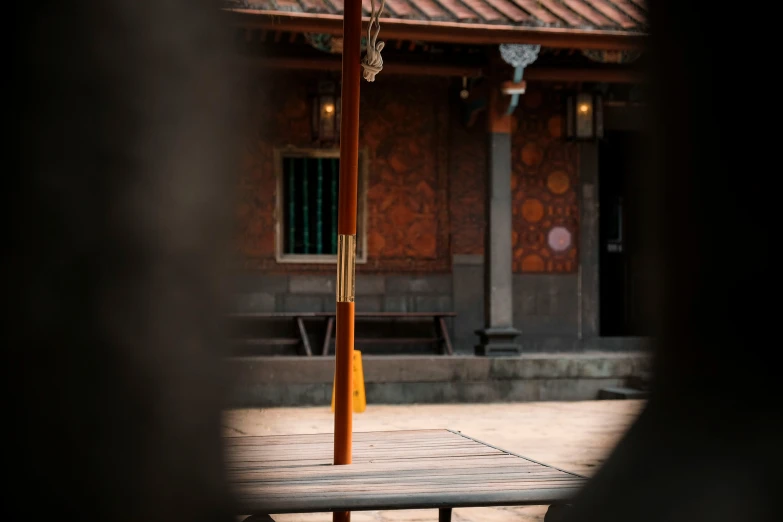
[277,151,365,262]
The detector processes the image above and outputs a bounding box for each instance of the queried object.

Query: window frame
[274,146,368,264]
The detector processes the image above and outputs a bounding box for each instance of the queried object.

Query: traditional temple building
[223,1,650,402]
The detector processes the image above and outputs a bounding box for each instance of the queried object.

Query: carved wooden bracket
[461,74,527,128]
[501,80,526,96]
[499,80,526,115]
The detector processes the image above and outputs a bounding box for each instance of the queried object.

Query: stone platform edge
[225,353,650,407]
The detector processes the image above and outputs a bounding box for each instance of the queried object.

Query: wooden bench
[321,312,456,356]
[228,312,456,357]
[228,312,327,357]
[226,429,586,521]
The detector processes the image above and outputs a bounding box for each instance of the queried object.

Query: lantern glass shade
[566,92,603,141]
[311,80,340,144]
[575,92,593,138]
[319,94,337,141]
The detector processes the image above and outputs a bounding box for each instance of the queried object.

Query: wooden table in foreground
[226,429,587,521]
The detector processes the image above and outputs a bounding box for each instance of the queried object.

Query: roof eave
[223,9,646,50]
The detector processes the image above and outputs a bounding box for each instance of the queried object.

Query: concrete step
[227,353,651,406]
[598,387,649,400]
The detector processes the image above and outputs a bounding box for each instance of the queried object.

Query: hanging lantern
[566,92,604,141]
[311,80,341,144]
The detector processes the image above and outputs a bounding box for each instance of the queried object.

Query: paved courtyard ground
[224,400,645,522]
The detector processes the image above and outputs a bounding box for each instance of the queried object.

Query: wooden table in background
[226,429,586,521]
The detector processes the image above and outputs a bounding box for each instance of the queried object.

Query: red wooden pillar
[333,0,362,520]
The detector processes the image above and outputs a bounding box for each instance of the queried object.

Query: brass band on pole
[336,234,356,303]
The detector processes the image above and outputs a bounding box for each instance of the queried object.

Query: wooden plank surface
[228,312,457,319]
[226,429,586,515]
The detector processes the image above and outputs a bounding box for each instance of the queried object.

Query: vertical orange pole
[334,0,362,520]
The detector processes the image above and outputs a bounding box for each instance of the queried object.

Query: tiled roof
[230,0,647,33]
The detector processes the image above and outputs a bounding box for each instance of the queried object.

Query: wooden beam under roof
[232,54,643,83]
[524,66,643,83]
[234,54,486,78]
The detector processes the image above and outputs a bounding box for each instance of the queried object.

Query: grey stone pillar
[476,109,520,356]
[579,143,600,339]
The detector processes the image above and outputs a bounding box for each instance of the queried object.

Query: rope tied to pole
[361,0,385,82]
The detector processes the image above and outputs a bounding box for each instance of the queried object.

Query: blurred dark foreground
[8,1,240,521]
[6,1,780,521]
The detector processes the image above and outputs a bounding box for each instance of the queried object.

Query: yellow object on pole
[331,350,367,413]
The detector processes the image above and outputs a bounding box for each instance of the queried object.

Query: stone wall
[450,255,646,353]
[234,272,453,355]
[234,266,650,355]
[235,273,452,314]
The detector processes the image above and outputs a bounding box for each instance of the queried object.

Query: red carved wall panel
[361,77,451,272]
[236,72,579,274]
[237,72,450,273]
[448,101,486,256]
[511,88,579,273]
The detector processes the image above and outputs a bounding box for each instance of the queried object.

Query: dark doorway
[599,130,647,336]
